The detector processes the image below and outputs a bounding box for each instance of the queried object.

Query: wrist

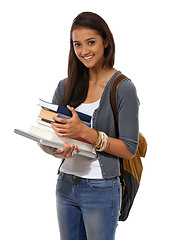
[92,131,110,152]
[80,124,98,145]
[80,123,88,138]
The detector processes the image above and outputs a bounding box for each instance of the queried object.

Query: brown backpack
[110,73,147,221]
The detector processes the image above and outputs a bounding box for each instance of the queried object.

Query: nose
[81,45,89,55]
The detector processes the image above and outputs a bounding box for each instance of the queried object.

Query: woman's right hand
[39,142,80,159]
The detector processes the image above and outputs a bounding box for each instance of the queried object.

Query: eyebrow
[73,37,96,43]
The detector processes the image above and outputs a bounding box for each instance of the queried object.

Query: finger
[71,145,81,157]
[51,122,68,134]
[52,127,70,138]
[52,115,69,124]
[52,123,66,132]
[54,148,64,154]
[63,143,75,158]
[63,142,73,149]
[61,143,80,158]
[67,105,78,117]
[52,143,72,158]
[74,145,81,153]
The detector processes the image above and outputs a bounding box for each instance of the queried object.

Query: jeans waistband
[59,172,119,181]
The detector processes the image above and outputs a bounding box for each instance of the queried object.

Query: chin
[82,61,96,69]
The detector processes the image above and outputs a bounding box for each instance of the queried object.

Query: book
[14,99,95,158]
[38,99,91,123]
[36,117,90,144]
[38,108,91,127]
[14,127,96,159]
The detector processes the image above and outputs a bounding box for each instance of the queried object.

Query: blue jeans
[56,172,122,240]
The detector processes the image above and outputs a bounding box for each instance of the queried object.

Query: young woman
[40,12,139,240]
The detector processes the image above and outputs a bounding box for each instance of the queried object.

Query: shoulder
[116,78,139,109]
[52,78,67,104]
[57,78,67,91]
[117,78,138,100]
[117,78,137,94]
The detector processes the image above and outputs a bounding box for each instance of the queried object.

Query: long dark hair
[61,12,115,108]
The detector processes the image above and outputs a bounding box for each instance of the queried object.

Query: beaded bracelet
[92,131,110,152]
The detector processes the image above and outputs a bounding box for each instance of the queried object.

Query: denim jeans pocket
[87,178,115,191]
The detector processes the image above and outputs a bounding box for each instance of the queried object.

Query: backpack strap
[110,73,128,188]
[110,73,128,138]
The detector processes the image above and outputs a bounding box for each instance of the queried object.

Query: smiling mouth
[82,55,94,61]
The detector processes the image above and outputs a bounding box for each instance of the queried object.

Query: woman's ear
[104,39,108,48]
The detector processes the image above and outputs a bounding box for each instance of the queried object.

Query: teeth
[84,56,93,60]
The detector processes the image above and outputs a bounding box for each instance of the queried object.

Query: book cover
[14,128,96,159]
[38,99,91,123]
[38,108,91,127]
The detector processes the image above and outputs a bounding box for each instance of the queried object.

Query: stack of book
[14,99,96,158]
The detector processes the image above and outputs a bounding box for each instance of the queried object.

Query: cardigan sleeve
[52,78,66,105]
[116,79,139,155]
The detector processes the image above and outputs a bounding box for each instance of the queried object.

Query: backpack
[110,73,147,221]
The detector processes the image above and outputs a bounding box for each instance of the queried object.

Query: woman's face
[72,27,108,70]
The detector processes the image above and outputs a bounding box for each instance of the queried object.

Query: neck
[89,67,104,81]
[89,67,117,84]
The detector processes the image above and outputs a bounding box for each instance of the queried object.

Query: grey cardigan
[52,71,139,178]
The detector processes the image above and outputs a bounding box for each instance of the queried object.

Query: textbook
[38,99,91,123]
[38,108,91,127]
[36,117,90,144]
[14,127,96,159]
[14,99,95,158]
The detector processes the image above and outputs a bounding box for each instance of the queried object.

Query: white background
[1,0,169,239]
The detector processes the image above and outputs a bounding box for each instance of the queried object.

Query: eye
[74,43,80,48]
[88,41,95,45]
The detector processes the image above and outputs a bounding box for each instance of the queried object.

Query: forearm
[51,106,134,160]
[81,125,134,160]
[39,144,53,155]
[38,144,62,158]
[106,138,134,159]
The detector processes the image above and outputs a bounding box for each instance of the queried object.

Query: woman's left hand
[51,105,85,138]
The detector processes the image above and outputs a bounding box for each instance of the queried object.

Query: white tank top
[60,99,103,179]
